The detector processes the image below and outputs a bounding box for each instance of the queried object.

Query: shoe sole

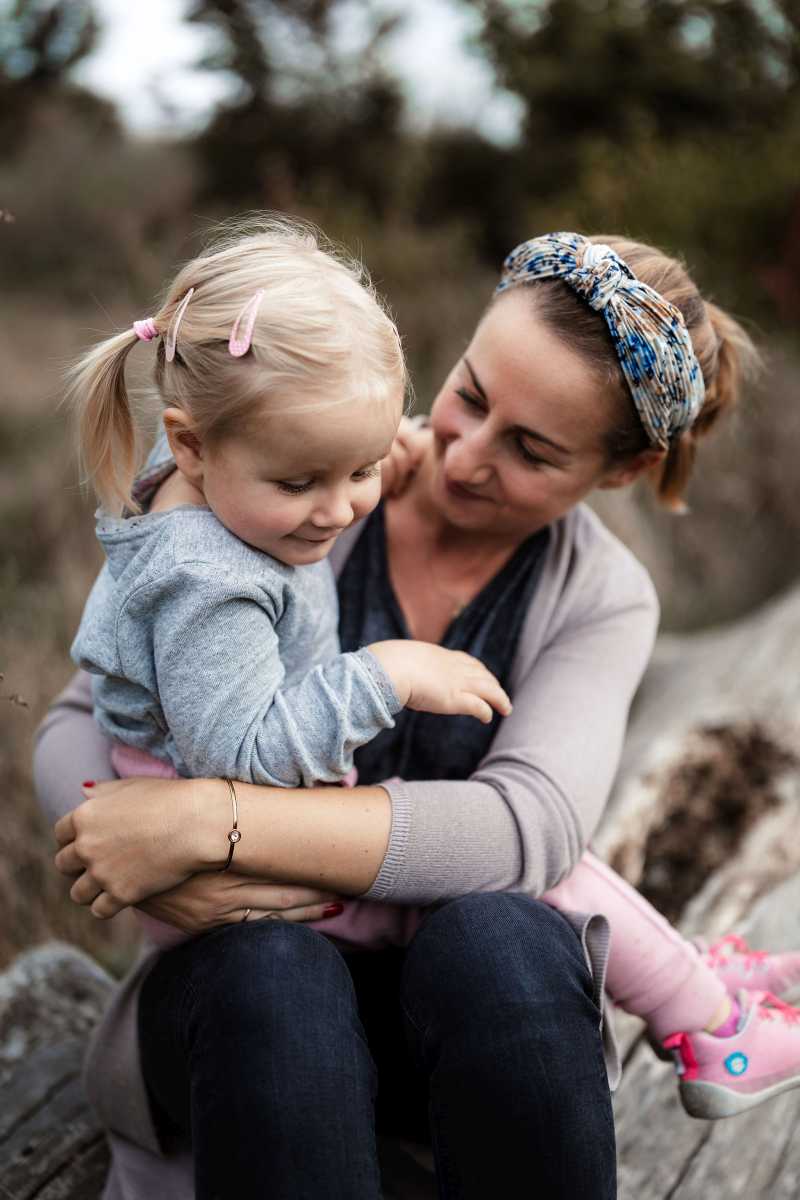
[680,1075,800,1120]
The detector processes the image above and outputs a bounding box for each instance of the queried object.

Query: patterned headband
[495,232,705,449]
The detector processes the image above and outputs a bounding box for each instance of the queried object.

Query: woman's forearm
[191,779,393,896]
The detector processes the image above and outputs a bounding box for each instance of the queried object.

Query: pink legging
[545,852,726,1038]
[112,743,725,1037]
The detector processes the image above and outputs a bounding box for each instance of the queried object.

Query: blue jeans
[138,893,616,1199]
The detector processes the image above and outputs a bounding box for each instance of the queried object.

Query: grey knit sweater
[70,436,400,785]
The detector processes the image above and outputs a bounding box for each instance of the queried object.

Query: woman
[36,232,755,1200]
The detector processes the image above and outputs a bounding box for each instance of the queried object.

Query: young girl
[68,218,800,1124]
[69,216,511,947]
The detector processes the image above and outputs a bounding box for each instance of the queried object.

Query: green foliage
[0,0,116,152]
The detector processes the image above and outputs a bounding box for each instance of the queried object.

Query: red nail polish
[82,780,96,788]
[322,903,344,919]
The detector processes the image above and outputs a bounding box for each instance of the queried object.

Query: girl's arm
[111,567,507,787]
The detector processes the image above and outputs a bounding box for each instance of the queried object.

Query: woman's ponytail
[67,328,145,515]
[650,300,762,512]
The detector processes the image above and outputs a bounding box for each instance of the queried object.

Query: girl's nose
[311,487,354,530]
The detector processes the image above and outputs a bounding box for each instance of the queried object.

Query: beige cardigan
[34,502,659,1200]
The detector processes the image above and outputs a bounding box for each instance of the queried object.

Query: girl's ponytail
[68,328,146,515]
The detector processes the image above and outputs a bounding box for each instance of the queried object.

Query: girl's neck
[148,468,206,514]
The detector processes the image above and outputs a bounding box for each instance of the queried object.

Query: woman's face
[427,290,653,540]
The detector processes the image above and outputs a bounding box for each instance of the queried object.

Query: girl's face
[198,388,402,565]
[427,290,658,540]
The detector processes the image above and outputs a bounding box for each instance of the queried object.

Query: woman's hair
[69,215,407,514]
[495,234,761,511]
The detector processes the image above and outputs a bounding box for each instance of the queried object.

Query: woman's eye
[455,387,484,410]
[276,479,314,495]
[517,441,550,469]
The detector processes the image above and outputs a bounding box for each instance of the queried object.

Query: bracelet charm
[220,778,241,871]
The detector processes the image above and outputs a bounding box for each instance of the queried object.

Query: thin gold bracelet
[219,778,241,871]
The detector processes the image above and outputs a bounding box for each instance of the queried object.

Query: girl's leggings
[113,742,726,1040]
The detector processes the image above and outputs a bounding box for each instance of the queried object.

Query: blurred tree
[0,0,118,154]
[186,0,408,215]
[463,0,800,191]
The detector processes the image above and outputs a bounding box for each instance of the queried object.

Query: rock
[596,582,800,1197]
[0,942,113,1199]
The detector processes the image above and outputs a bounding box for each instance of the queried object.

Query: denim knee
[401,893,595,1028]
[177,921,360,1047]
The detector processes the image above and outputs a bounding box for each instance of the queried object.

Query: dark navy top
[337,503,550,786]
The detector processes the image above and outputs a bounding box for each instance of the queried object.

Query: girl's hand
[380,417,432,498]
[368,641,512,724]
[136,870,343,933]
[54,777,223,919]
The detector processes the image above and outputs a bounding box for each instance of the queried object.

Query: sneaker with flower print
[663,989,800,1119]
[698,933,800,1002]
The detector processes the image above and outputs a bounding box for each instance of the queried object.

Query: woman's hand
[136,870,343,933]
[53,777,226,919]
[380,417,432,498]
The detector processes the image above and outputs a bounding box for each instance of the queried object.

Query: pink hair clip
[165,287,195,363]
[133,317,158,342]
[229,289,265,358]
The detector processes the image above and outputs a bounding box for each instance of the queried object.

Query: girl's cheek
[355,477,382,518]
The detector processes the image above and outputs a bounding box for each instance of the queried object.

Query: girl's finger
[53,811,76,847]
[70,871,103,906]
[472,677,513,716]
[457,693,494,725]
[54,842,85,876]
[91,891,126,920]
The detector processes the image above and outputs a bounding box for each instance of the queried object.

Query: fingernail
[322,903,344,919]
[82,780,96,788]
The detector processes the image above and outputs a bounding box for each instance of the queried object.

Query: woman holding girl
[36,220,800,1200]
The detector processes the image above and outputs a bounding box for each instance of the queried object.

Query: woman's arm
[33,671,114,826]
[54,540,657,919]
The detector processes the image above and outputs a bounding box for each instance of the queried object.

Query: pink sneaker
[663,990,800,1119]
[699,933,800,1000]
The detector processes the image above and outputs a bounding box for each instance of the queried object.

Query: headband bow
[495,232,705,448]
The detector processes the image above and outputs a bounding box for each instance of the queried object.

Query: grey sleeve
[33,670,115,826]
[362,577,659,905]
[127,568,400,786]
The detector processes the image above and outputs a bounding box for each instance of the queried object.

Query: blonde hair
[69,215,407,514]
[498,234,761,511]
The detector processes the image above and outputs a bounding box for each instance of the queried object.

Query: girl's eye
[276,479,314,495]
[456,387,484,410]
[352,464,379,480]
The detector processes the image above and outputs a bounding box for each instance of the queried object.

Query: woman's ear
[597,447,665,491]
[163,408,205,487]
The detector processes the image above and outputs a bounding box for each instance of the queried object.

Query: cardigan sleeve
[362,532,659,905]
[33,669,114,827]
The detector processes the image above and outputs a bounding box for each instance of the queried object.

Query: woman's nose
[445,431,493,487]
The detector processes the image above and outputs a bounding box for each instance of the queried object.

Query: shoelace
[754,991,800,1026]
[708,933,768,970]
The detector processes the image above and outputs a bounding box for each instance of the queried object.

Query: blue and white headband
[495,232,705,449]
